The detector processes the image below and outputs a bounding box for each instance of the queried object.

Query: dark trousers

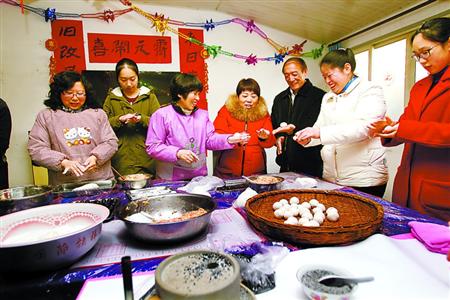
[0,159,8,189]
[351,184,387,198]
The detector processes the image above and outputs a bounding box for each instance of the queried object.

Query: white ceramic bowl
[156,250,241,300]
[0,203,109,272]
[296,264,358,300]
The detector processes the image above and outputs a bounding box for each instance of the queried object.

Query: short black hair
[236,78,260,97]
[170,73,203,102]
[44,71,100,110]
[115,57,139,81]
[411,17,450,44]
[320,48,356,71]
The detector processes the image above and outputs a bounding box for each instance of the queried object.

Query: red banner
[87,33,172,64]
[178,28,207,110]
[51,20,86,73]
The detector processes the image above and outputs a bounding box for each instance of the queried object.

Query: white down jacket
[307,77,388,187]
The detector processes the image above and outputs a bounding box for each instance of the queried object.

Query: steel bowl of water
[0,185,53,216]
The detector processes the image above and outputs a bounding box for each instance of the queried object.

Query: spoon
[111,166,125,180]
[318,275,374,287]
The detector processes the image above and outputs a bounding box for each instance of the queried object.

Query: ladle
[318,275,374,287]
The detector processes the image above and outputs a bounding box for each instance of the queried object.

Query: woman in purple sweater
[146,73,249,180]
[28,71,118,185]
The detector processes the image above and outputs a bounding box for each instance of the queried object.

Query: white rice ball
[309,199,320,207]
[272,201,282,210]
[326,207,338,214]
[283,209,295,219]
[274,209,285,219]
[284,217,298,225]
[304,220,320,227]
[279,199,289,205]
[317,203,326,212]
[300,202,311,209]
[313,213,325,224]
[280,122,288,127]
[327,211,340,222]
[298,217,309,225]
[289,196,300,205]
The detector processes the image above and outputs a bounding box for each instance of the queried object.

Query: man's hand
[272,124,296,135]
[276,136,285,155]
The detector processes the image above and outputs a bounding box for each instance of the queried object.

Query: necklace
[340,75,358,94]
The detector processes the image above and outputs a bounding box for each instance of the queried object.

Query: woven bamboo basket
[245,189,384,246]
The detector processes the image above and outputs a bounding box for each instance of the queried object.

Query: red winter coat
[213,95,275,178]
[383,67,450,221]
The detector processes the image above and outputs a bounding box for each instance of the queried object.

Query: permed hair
[44,71,100,110]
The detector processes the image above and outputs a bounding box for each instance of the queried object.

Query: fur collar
[225,94,268,122]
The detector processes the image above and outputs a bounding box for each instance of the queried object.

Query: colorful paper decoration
[1,0,324,65]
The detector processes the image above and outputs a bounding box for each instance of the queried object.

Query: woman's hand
[272,124,296,135]
[256,128,270,140]
[227,132,251,145]
[377,123,399,138]
[368,116,396,137]
[176,149,199,164]
[293,127,320,146]
[83,155,98,172]
[119,113,141,124]
[61,159,85,177]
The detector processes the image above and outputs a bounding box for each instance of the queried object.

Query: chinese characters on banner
[87,33,171,63]
[51,20,86,73]
[178,28,207,110]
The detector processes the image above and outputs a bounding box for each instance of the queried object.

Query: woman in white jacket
[294,48,388,197]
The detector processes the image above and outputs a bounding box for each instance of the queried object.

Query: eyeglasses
[63,91,86,98]
[411,44,439,62]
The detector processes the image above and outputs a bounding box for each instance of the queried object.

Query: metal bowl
[246,175,285,193]
[0,203,109,272]
[118,193,216,243]
[0,185,53,216]
[52,179,116,198]
[118,173,152,190]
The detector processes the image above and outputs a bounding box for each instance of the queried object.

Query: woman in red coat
[213,78,275,178]
[370,18,450,221]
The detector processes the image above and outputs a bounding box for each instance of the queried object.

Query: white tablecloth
[258,234,449,300]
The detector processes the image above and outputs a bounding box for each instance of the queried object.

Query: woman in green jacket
[103,58,160,176]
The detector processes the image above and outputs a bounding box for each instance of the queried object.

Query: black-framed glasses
[411,44,439,62]
[63,90,86,98]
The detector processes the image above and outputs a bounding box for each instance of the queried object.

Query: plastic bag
[233,244,289,294]
[280,176,318,190]
[177,176,225,196]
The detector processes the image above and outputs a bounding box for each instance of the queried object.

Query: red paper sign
[87,33,172,64]
[51,20,86,73]
[178,28,207,110]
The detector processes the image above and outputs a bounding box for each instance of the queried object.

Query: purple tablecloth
[1,181,447,299]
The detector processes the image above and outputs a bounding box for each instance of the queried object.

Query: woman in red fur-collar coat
[213,78,275,178]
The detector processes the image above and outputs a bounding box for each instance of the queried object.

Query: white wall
[0,1,325,186]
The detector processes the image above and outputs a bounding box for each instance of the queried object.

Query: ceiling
[143,0,429,44]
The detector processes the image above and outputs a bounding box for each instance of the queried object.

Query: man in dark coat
[0,98,12,189]
[271,57,325,177]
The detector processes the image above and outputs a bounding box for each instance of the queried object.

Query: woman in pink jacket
[370,18,450,221]
[145,73,249,180]
[28,71,118,185]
